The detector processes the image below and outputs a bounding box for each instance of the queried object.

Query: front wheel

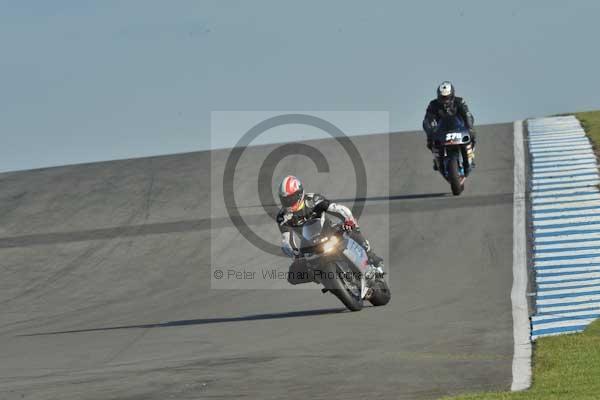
[323,262,363,311]
[368,279,391,306]
[447,156,463,196]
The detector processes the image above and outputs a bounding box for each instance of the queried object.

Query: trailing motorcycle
[431,116,475,196]
[289,214,390,311]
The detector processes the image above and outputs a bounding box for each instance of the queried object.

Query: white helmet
[437,81,455,104]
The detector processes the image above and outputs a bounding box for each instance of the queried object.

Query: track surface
[0,124,514,399]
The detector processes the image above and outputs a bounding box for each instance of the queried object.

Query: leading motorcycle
[289,214,391,311]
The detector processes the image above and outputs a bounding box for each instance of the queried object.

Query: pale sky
[1,0,599,172]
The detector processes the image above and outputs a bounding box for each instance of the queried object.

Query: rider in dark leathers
[276,175,383,284]
[423,81,476,147]
[423,81,476,173]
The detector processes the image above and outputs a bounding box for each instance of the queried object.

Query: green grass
[576,110,600,149]
[441,320,600,400]
[443,111,600,400]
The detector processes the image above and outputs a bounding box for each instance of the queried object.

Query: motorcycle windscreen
[434,116,470,146]
[301,218,325,243]
[289,217,325,251]
[437,115,467,134]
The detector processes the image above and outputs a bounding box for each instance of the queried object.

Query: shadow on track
[20,308,346,337]
[0,193,448,249]
[239,192,449,208]
[332,192,448,203]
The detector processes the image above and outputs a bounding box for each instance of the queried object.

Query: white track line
[537,272,600,283]
[532,199,600,212]
[535,222,600,235]
[535,265,600,275]
[530,142,590,149]
[532,186,600,197]
[532,151,594,160]
[536,284,600,297]
[529,133,585,140]
[537,302,600,314]
[535,256,600,268]
[533,169,598,178]
[530,146,592,154]
[535,248,600,259]
[532,158,597,168]
[533,163,598,174]
[511,120,531,391]
[535,240,600,250]
[535,232,600,243]
[533,318,598,329]
[532,154,596,163]
[534,215,600,227]
[530,143,591,151]
[538,278,600,289]
[537,294,600,306]
[532,181,600,190]
[532,309,600,321]
[530,134,585,138]
[532,193,600,205]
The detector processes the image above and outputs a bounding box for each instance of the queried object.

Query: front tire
[447,156,463,196]
[369,279,391,306]
[323,262,363,311]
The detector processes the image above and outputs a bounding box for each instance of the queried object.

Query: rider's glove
[342,219,357,231]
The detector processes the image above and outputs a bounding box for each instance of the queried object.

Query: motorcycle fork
[460,145,470,171]
[443,148,464,177]
[435,148,446,175]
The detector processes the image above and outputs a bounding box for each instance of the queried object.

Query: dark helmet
[437,81,455,105]
[278,175,305,212]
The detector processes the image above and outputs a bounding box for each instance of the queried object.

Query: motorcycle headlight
[321,236,339,253]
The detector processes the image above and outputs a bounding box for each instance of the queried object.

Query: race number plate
[342,238,369,272]
[445,132,462,141]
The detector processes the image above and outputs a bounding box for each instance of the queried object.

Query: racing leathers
[423,96,476,149]
[276,193,383,283]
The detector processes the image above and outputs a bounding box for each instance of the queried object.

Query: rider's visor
[281,191,304,211]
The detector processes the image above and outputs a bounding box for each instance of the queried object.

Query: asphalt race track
[0,124,515,399]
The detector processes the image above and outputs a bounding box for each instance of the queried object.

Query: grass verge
[443,111,600,400]
[576,110,600,152]
[441,320,600,400]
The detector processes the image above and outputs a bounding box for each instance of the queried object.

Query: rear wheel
[323,262,363,311]
[448,156,463,196]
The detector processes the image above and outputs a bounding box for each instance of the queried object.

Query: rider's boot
[349,230,385,278]
[365,250,385,280]
[461,144,476,177]
[367,253,385,276]
[468,141,476,169]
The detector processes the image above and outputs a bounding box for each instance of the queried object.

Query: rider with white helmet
[423,81,476,172]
